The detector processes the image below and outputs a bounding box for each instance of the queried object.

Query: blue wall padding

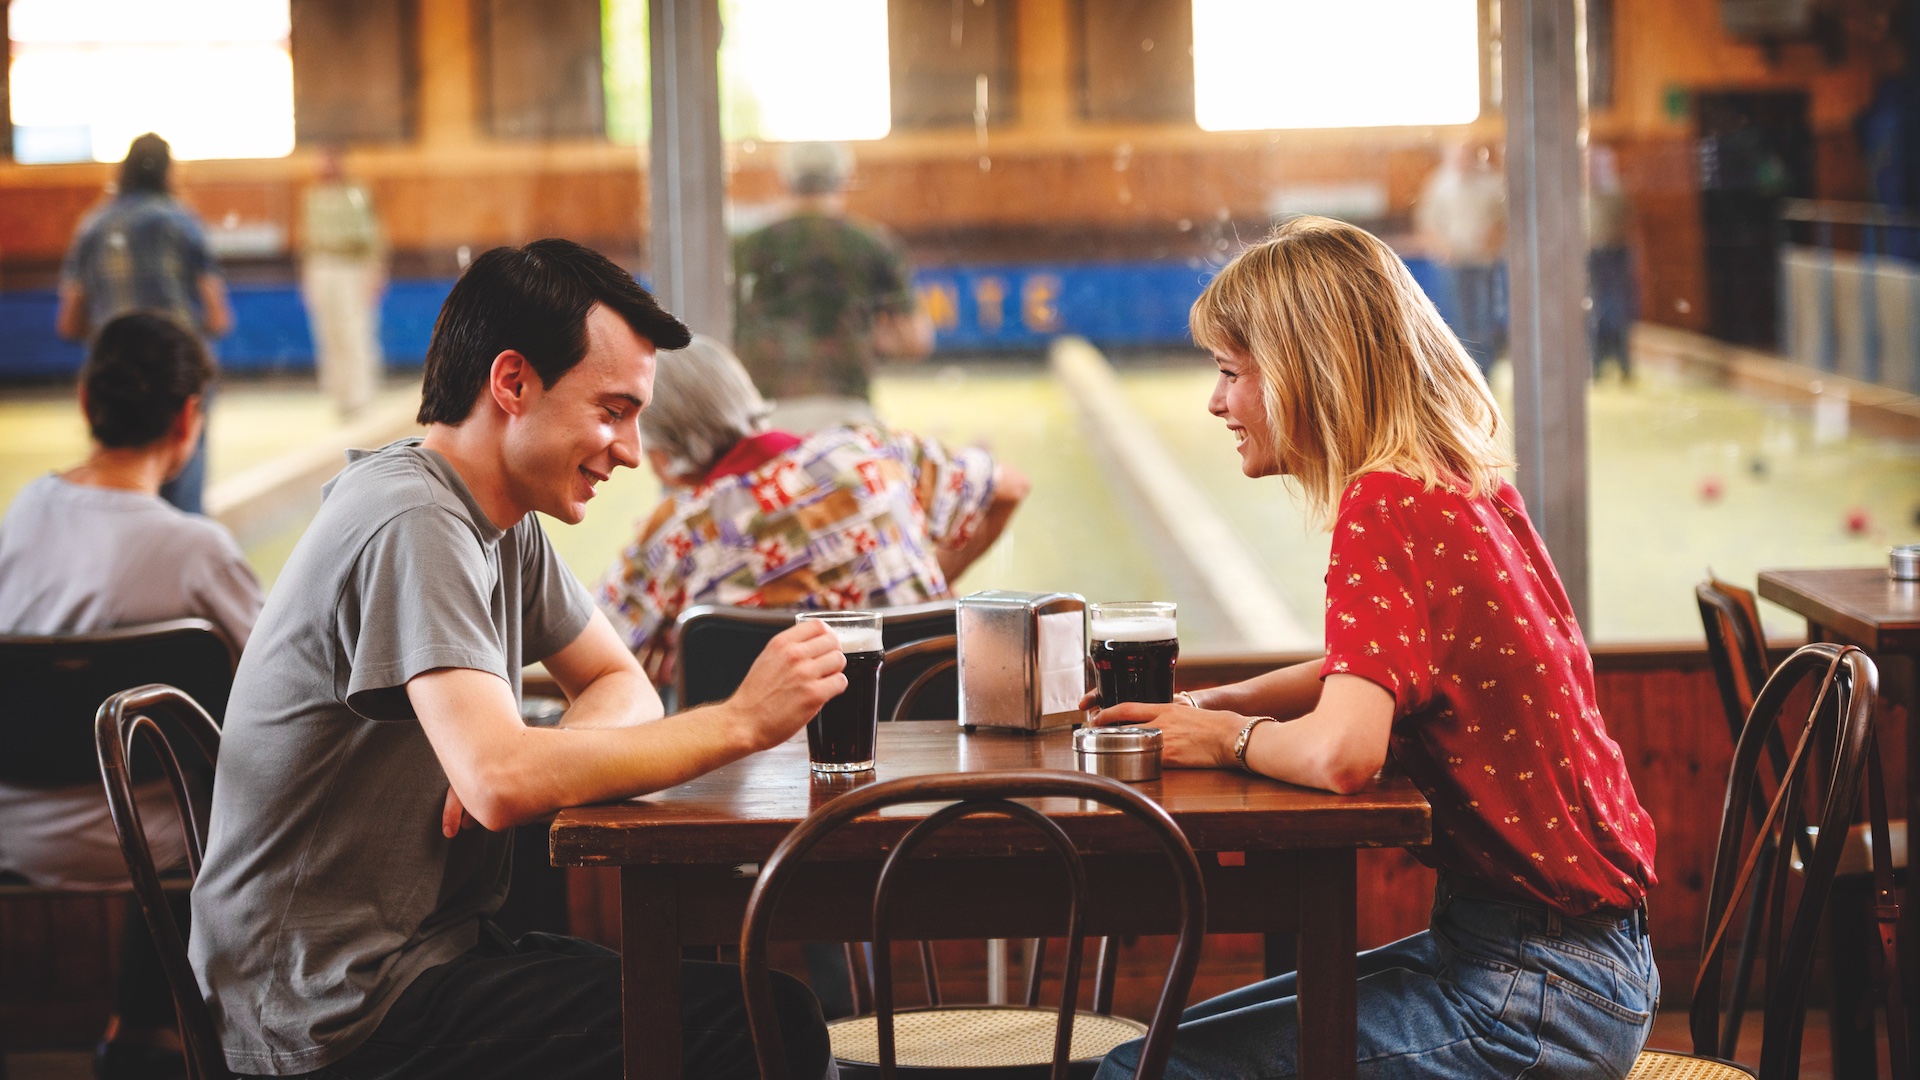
[0,257,1450,378]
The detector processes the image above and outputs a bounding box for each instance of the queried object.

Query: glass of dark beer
[1089,602,1178,708]
[796,611,885,772]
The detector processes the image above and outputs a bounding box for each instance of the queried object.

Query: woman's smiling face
[1208,345,1280,478]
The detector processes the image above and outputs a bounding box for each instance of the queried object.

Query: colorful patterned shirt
[1321,471,1656,914]
[733,212,917,401]
[62,192,222,338]
[598,426,998,684]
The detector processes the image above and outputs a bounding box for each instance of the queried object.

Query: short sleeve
[187,525,264,653]
[891,430,998,548]
[516,514,595,665]
[868,227,916,315]
[175,209,220,281]
[341,507,509,721]
[60,217,96,285]
[1319,478,1434,715]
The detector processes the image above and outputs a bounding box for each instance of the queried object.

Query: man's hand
[442,786,479,838]
[717,620,847,752]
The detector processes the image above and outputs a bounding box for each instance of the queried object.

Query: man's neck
[419,421,526,531]
[62,445,171,496]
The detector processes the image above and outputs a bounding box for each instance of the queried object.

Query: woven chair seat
[829,1006,1146,1069]
[1625,1050,1756,1080]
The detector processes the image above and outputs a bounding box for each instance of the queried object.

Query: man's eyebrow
[604,392,646,408]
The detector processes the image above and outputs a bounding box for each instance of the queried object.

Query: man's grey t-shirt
[190,439,593,1076]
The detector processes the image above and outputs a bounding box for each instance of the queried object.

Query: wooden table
[1756,567,1919,1054]
[551,723,1430,1080]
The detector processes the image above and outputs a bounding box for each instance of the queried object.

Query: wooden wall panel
[474,0,607,140]
[291,0,418,145]
[889,0,1020,130]
[1076,0,1195,125]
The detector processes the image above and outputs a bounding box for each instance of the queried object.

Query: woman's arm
[1185,658,1326,720]
[1094,673,1394,795]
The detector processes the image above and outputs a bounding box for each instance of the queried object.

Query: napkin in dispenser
[957,590,1087,733]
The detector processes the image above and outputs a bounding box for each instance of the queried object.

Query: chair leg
[1826,876,1880,1080]
[1024,938,1048,1007]
[1093,936,1121,1015]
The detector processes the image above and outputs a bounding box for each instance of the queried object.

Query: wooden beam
[417,0,479,146]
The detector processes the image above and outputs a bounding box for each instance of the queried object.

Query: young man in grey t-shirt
[190,240,845,1080]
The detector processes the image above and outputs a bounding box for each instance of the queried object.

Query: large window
[8,0,295,163]
[1191,0,1480,131]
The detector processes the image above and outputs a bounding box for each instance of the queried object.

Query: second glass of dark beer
[1089,601,1178,708]
[796,611,885,772]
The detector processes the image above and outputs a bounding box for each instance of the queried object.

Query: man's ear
[488,351,536,417]
[172,394,204,444]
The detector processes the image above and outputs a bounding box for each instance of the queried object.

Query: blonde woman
[1091,217,1657,1080]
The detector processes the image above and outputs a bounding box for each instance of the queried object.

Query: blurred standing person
[1414,141,1507,375]
[301,147,387,418]
[734,141,934,432]
[1587,145,1639,380]
[57,132,232,514]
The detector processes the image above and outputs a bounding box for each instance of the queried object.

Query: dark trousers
[279,925,833,1080]
[158,390,209,515]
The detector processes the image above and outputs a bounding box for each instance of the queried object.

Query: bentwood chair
[0,618,231,787]
[94,684,231,1080]
[1695,579,1908,1073]
[0,621,232,1072]
[741,770,1206,1080]
[1628,643,1907,1080]
[674,599,959,719]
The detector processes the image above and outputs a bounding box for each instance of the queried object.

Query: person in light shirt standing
[301,147,387,419]
[1415,141,1507,375]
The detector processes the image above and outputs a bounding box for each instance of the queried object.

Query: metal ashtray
[1073,726,1163,782]
[1893,545,1920,581]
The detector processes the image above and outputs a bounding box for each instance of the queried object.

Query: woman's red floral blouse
[1320,471,1656,914]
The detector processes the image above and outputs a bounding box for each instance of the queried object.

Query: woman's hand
[1089,700,1245,769]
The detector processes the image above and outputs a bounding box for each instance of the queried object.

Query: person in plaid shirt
[1090,217,1657,1080]
[598,335,1027,686]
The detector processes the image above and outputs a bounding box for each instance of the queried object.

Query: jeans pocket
[1526,972,1653,1080]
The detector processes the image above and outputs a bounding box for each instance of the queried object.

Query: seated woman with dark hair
[0,311,262,1079]
[597,334,1028,686]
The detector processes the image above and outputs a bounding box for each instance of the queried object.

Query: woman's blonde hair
[1190,215,1510,525]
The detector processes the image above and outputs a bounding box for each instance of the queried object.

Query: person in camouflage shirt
[598,337,1027,687]
[733,142,933,417]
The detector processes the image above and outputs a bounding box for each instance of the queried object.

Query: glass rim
[1088,601,1178,616]
[795,610,882,625]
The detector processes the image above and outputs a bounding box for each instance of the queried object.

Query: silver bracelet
[1175,690,1198,709]
[1232,716,1278,772]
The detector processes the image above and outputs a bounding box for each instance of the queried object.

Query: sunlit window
[1191,0,1480,131]
[8,0,294,164]
[719,0,890,142]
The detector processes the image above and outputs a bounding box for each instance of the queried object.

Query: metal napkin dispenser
[957,590,1087,733]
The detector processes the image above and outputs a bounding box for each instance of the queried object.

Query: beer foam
[827,626,884,654]
[1090,616,1177,643]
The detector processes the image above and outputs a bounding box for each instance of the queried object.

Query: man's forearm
[556,667,664,729]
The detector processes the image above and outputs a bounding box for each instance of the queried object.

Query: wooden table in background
[1756,567,1920,1052]
[551,724,1430,1080]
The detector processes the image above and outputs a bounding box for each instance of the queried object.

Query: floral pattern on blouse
[1320,471,1656,914]
[598,425,997,686]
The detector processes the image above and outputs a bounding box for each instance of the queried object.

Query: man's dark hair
[417,239,692,425]
[81,312,214,448]
[119,133,172,194]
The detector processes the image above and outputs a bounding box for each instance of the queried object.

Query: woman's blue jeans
[1095,877,1658,1080]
